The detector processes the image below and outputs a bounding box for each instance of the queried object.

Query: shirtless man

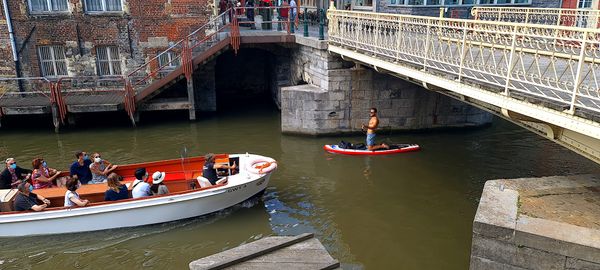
[361,108,389,151]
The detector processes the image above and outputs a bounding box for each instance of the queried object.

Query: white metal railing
[327,9,600,117]
[472,7,600,28]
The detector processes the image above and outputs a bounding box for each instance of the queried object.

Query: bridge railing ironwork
[327,9,600,119]
[471,7,600,28]
[233,6,327,39]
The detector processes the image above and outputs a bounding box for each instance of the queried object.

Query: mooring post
[51,104,60,133]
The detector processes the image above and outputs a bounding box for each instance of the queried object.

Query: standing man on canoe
[362,108,389,151]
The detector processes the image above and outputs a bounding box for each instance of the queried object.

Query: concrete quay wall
[471,175,600,270]
[281,36,493,135]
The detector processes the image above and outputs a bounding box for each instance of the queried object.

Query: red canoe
[323,144,420,156]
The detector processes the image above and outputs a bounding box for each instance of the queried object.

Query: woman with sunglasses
[89,152,118,184]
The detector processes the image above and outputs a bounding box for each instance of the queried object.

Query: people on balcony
[70,151,93,184]
[0,158,31,190]
[280,0,289,25]
[89,152,118,184]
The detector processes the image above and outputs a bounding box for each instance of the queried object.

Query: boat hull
[323,144,420,155]
[0,154,274,237]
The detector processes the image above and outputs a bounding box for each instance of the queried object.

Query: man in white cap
[151,171,169,195]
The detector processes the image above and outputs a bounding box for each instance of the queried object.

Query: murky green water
[0,106,598,269]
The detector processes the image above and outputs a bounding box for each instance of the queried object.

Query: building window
[578,0,592,8]
[96,46,121,76]
[158,52,180,69]
[355,0,373,7]
[85,0,123,12]
[29,0,68,13]
[38,46,68,77]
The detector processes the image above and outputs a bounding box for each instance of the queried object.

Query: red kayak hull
[323,144,420,155]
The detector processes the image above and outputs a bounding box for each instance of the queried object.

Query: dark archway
[215,48,280,110]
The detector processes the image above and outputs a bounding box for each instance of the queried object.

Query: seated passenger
[14,181,51,211]
[70,151,93,184]
[131,168,152,199]
[31,157,63,189]
[151,171,170,195]
[105,173,129,201]
[89,152,118,184]
[64,177,89,207]
[201,153,236,186]
[0,158,32,189]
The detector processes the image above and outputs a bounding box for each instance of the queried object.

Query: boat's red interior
[0,155,236,215]
[0,179,226,215]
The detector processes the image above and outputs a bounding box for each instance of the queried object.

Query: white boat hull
[0,154,274,237]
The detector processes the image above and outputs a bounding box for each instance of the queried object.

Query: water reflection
[0,201,272,270]
[0,107,599,269]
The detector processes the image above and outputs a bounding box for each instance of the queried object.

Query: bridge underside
[329,46,600,164]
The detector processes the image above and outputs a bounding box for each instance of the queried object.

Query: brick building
[0,0,214,81]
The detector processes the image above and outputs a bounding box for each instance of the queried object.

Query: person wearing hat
[201,153,236,186]
[131,168,152,199]
[0,158,32,189]
[151,171,170,195]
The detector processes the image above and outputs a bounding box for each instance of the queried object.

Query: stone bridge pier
[280,37,493,135]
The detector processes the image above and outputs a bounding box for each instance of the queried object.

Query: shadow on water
[0,197,272,270]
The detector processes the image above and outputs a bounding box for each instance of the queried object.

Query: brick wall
[0,0,212,81]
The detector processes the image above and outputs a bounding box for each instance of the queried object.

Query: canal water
[0,105,599,270]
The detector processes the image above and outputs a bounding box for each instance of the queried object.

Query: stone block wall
[0,0,212,83]
[281,36,492,135]
[471,176,600,270]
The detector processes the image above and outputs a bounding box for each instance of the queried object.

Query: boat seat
[197,176,212,188]
[122,172,188,182]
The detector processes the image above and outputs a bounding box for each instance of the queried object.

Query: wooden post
[187,75,196,121]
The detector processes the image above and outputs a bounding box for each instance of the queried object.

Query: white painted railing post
[422,19,432,71]
[457,21,468,82]
[569,32,588,114]
[503,25,519,96]
[395,17,403,62]
[373,14,379,56]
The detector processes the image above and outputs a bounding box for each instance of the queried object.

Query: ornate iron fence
[327,9,600,117]
[471,7,600,28]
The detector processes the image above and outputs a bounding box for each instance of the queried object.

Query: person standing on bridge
[362,108,389,151]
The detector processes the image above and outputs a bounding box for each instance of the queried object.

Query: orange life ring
[246,157,277,174]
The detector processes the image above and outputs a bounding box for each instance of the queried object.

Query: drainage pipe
[2,0,24,91]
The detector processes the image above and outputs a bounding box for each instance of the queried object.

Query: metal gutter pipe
[3,0,24,91]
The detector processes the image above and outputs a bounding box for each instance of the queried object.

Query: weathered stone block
[471,234,567,270]
[473,181,518,241]
[470,256,528,270]
[515,216,600,264]
[566,257,600,270]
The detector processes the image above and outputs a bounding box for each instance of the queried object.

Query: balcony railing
[472,7,600,28]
